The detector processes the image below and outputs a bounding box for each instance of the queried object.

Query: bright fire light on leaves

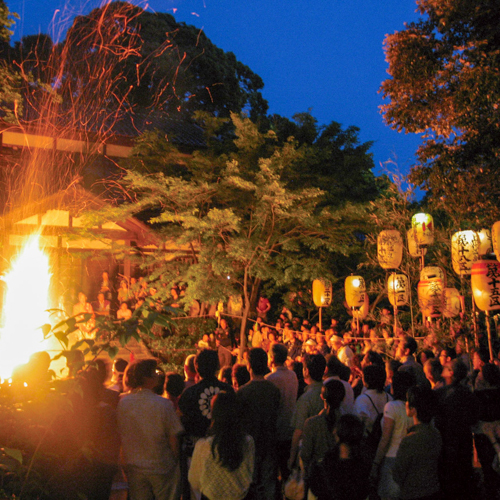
[0,235,52,380]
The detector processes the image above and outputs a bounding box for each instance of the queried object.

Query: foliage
[91,114,372,348]
[380,0,500,224]
[267,112,386,209]
[13,1,267,121]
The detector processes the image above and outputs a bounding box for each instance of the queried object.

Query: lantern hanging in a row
[407,228,428,259]
[471,259,500,312]
[443,287,461,318]
[387,273,408,307]
[353,293,369,320]
[377,230,403,269]
[492,222,500,263]
[345,275,366,309]
[411,213,434,247]
[418,277,444,319]
[312,279,333,308]
[478,228,493,256]
[451,230,479,276]
[420,266,446,287]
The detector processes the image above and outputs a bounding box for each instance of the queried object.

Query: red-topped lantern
[420,266,446,287]
[377,230,403,269]
[451,230,479,276]
[411,213,434,247]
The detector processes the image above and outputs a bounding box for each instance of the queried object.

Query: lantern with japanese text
[451,231,479,276]
[353,293,369,320]
[312,279,332,308]
[387,273,409,307]
[345,275,366,309]
[377,230,403,269]
[478,228,493,257]
[418,278,444,319]
[407,228,427,258]
[492,222,500,262]
[443,288,461,318]
[471,260,500,312]
[420,266,446,287]
[411,213,434,247]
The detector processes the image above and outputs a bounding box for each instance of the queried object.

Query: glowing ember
[0,235,52,379]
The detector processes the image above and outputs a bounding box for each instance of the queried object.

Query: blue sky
[7,0,424,182]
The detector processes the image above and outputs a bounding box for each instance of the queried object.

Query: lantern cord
[406,263,415,337]
[486,311,494,362]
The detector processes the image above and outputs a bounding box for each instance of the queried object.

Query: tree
[16,1,268,121]
[95,114,369,351]
[380,0,500,224]
[269,112,384,208]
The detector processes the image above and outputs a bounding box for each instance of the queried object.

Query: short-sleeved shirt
[382,399,413,457]
[265,366,299,441]
[291,381,324,432]
[117,388,183,474]
[178,378,233,438]
[354,389,393,434]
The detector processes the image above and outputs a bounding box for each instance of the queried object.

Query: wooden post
[486,311,494,362]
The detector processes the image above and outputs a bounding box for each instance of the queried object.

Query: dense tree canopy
[381,0,500,224]
[13,1,267,122]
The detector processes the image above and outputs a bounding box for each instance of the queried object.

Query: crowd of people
[54,281,500,499]
[52,316,499,500]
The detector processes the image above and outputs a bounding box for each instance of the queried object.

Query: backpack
[364,393,388,452]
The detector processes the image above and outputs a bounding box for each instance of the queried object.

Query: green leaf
[54,331,69,348]
[107,346,119,359]
[3,447,22,465]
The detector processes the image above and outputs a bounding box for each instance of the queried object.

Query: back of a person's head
[305,353,327,382]
[165,372,185,397]
[291,361,304,381]
[336,414,364,447]
[450,358,468,385]
[124,359,157,390]
[211,391,245,470]
[92,358,109,385]
[443,346,457,360]
[196,349,219,379]
[185,354,196,375]
[326,354,343,377]
[153,367,166,395]
[113,357,128,374]
[248,348,269,376]
[232,363,250,388]
[391,370,414,400]
[271,343,288,365]
[475,347,491,365]
[322,379,346,410]
[425,358,443,381]
[219,366,233,385]
[387,359,402,374]
[403,335,418,356]
[365,350,385,367]
[363,364,386,392]
[482,362,500,387]
[407,385,437,423]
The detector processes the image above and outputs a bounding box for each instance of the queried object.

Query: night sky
[7,0,424,182]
